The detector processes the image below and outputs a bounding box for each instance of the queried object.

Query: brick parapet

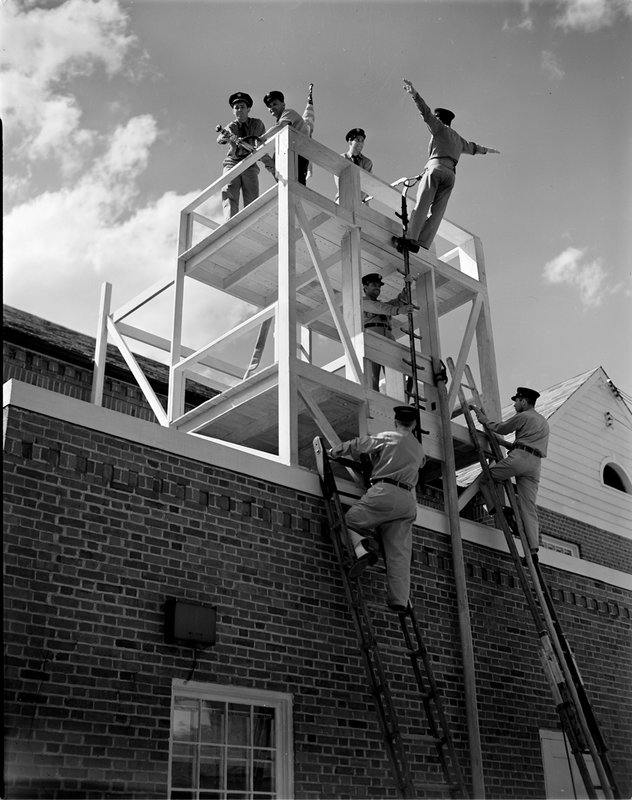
[3,405,631,798]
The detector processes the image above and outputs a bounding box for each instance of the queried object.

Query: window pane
[171,791,195,800]
[253,708,275,748]
[173,699,199,742]
[199,757,222,791]
[227,705,250,746]
[227,759,249,790]
[171,757,196,789]
[253,759,275,793]
[202,701,225,743]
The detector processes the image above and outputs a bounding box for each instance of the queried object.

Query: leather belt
[364,322,391,330]
[370,478,414,491]
[511,443,543,458]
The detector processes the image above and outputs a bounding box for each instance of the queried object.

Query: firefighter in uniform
[328,406,425,612]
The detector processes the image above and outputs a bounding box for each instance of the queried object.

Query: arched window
[602,463,632,494]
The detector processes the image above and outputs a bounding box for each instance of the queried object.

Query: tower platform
[92,126,501,475]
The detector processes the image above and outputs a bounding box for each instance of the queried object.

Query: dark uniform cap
[229,92,253,108]
[434,107,455,124]
[393,405,418,424]
[362,273,384,286]
[511,387,540,404]
[346,127,366,141]
[263,90,284,107]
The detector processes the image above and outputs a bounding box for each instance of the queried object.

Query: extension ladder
[448,360,620,800]
[313,436,469,799]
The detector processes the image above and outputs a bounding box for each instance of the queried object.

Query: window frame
[540,534,580,558]
[168,679,294,800]
[600,461,632,494]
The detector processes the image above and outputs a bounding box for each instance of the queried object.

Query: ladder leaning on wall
[313,436,468,800]
[448,360,621,800]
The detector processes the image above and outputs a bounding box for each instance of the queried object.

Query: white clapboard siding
[538,368,632,540]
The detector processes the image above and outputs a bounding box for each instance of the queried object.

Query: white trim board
[4,379,631,592]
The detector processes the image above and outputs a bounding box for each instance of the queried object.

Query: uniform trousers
[408,163,456,249]
[345,483,417,607]
[488,450,542,550]
[222,164,260,220]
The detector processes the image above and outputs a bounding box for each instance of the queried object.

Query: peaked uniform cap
[263,90,284,106]
[362,273,384,286]
[346,127,366,141]
[434,107,455,124]
[393,406,418,424]
[511,387,540,403]
[229,92,253,108]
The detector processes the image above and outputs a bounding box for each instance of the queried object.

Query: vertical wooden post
[276,127,299,465]
[168,211,190,423]
[473,236,501,420]
[340,229,364,384]
[417,271,486,799]
[90,281,112,406]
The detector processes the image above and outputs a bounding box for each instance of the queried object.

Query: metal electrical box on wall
[163,597,217,648]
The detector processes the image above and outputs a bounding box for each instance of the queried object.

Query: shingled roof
[3,304,214,401]
[456,367,605,487]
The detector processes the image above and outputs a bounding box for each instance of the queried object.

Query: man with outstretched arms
[393,78,500,254]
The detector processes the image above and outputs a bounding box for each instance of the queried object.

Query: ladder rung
[400,327,422,340]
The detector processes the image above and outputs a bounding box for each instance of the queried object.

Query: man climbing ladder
[327,405,425,612]
[313,434,468,799]
[470,386,549,553]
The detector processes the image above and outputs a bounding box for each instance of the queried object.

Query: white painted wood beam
[106,317,168,426]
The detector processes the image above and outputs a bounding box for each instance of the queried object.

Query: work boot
[348,539,378,578]
[392,236,420,254]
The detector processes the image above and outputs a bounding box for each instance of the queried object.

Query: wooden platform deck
[96,126,500,473]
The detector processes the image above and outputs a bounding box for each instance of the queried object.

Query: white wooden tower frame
[92,126,501,469]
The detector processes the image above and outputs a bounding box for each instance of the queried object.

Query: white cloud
[3,121,236,348]
[542,247,620,309]
[541,50,565,80]
[552,0,632,32]
[1,0,141,173]
[2,0,253,365]
[502,0,534,31]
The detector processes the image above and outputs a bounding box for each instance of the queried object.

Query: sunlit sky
[3,0,632,402]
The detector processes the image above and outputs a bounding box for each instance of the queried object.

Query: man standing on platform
[335,127,373,204]
[393,78,500,254]
[328,405,425,613]
[217,92,266,221]
[260,90,311,185]
[362,273,415,392]
[470,387,550,554]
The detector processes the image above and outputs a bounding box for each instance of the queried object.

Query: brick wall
[4,404,631,799]
[539,507,631,572]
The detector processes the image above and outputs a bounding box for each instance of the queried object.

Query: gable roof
[456,366,628,487]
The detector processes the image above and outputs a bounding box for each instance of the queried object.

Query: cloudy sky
[3,0,631,401]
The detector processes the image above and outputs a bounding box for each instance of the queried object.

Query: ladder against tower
[92,125,501,472]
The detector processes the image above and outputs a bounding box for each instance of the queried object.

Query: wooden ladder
[313,436,469,799]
